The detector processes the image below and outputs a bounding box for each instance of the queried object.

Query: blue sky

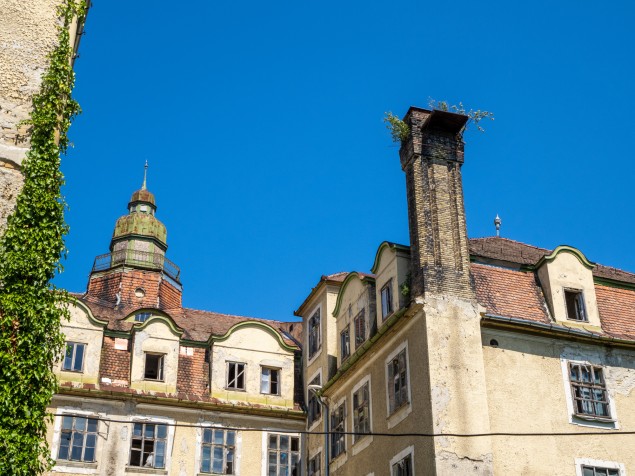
[58,0,635,321]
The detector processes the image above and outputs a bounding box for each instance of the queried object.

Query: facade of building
[0,0,86,231]
[46,178,305,475]
[296,107,635,476]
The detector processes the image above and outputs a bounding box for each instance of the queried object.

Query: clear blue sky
[57,0,635,321]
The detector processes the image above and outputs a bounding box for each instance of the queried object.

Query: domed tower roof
[110,162,168,252]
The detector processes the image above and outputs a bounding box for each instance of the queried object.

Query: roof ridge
[469,236,550,252]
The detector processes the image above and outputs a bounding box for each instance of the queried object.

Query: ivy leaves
[0,1,86,474]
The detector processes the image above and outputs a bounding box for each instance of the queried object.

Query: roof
[78,295,302,348]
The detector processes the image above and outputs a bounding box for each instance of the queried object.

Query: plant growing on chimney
[383,112,410,143]
[0,1,86,474]
[428,98,495,133]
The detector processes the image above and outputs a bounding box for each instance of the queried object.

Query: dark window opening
[144,354,164,381]
[565,290,587,321]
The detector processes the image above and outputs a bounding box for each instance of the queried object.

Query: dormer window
[564,289,587,322]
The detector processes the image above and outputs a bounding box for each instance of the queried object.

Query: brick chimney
[399,107,472,300]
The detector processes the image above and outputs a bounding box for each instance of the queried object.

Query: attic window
[135,312,152,323]
[144,353,164,381]
[565,289,587,322]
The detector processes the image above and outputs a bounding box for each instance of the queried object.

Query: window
[353,382,370,442]
[388,349,409,414]
[201,428,235,474]
[144,353,164,381]
[57,415,98,462]
[569,363,610,418]
[226,362,245,390]
[267,434,300,476]
[62,342,85,372]
[307,375,322,426]
[392,453,412,476]
[308,309,321,358]
[261,367,280,395]
[308,453,321,476]
[135,312,152,323]
[340,326,350,360]
[330,402,345,459]
[129,422,167,469]
[354,310,366,349]
[582,467,620,476]
[381,281,393,320]
[565,289,587,321]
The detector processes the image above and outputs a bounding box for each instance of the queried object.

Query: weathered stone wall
[0,0,67,231]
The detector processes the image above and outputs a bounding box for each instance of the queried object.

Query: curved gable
[333,272,375,318]
[212,321,297,353]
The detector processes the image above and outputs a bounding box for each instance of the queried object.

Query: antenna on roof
[141,160,148,190]
[494,214,502,237]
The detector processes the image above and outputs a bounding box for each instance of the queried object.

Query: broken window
[353,382,370,442]
[565,289,587,321]
[129,422,167,469]
[308,309,321,358]
[62,342,86,372]
[261,367,280,395]
[388,349,409,414]
[392,453,413,476]
[57,415,98,462]
[200,428,235,474]
[144,353,164,381]
[330,403,346,459]
[307,375,322,426]
[135,312,152,323]
[226,362,245,390]
[267,434,300,476]
[308,452,321,476]
[340,326,350,360]
[570,363,611,418]
[582,466,621,476]
[354,310,366,349]
[381,281,393,320]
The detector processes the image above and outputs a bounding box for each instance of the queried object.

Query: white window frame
[307,304,323,365]
[308,447,322,476]
[143,352,165,381]
[389,445,415,476]
[574,458,625,476]
[307,368,323,431]
[564,288,588,322]
[260,432,301,476]
[340,325,351,362]
[226,361,246,391]
[260,366,281,395]
[127,415,175,472]
[560,358,618,429]
[195,423,240,475]
[330,395,347,461]
[62,342,86,373]
[381,280,394,320]
[351,375,373,455]
[385,341,412,429]
[50,408,101,474]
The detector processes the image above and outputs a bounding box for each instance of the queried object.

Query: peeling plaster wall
[0,0,66,231]
[130,321,180,394]
[482,328,635,475]
[210,326,296,407]
[335,276,376,365]
[45,396,304,476]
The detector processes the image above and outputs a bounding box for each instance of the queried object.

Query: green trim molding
[209,321,298,353]
[332,272,376,318]
[535,245,596,270]
[370,241,410,274]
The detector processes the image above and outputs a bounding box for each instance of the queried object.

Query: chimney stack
[400,107,473,300]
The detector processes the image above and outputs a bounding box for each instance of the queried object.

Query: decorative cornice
[332,272,376,318]
[534,245,595,270]
[370,241,410,275]
[209,321,297,353]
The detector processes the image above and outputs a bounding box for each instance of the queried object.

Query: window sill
[125,467,168,475]
[387,402,411,430]
[352,434,373,456]
[307,348,323,367]
[54,460,98,473]
[225,387,246,392]
[570,414,618,430]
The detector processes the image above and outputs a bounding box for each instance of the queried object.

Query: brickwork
[99,336,131,385]
[176,347,209,397]
[86,268,182,309]
[400,108,473,300]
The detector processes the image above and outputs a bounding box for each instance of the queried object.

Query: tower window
[564,289,587,321]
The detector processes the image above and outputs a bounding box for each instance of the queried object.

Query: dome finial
[141,160,148,191]
[494,214,502,237]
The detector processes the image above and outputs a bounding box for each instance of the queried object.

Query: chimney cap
[424,109,469,134]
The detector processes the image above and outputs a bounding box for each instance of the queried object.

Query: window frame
[260,366,281,395]
[340,326,350,361]
[352,379,371,444]
[128,421,169,469]
[143,352,165,381]
[199,427,236,475]
[308,307,322,360]
[308,451,322,476]
[264,433,301,476]
[62,342,86,373]
[569,362,611,419]
[354,309,366,349]
[226,361,246,391]
[56,414,99,463]
[307,371,322,429]
[330,400,346,460]
[389,446,414,476]
[386,346,409,415]
[564,288,587,322]
[381,280,394,320]
[575,458,625,476]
